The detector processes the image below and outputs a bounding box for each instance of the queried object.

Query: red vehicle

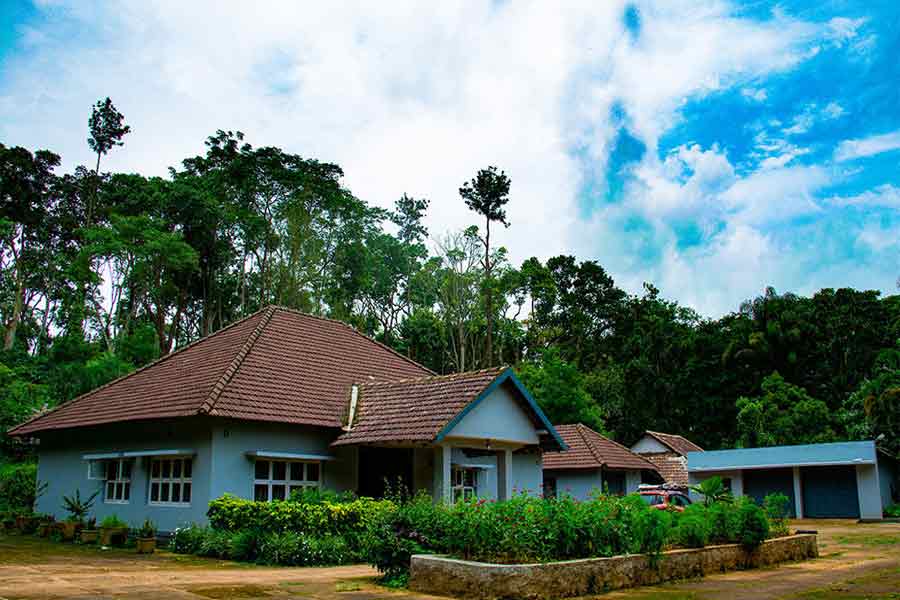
[639,486,692,512]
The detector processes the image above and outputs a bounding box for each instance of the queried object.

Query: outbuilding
[687,440,897,521]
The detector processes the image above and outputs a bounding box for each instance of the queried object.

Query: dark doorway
[358,447,414,498]
[744,468,796,516]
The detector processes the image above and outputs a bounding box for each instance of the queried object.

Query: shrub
[170,525,208,554]
[673,504,711,548]
[227,529,261,561]
[707,501,741,543]
[62,489,98,523]
[99,514,127,529]
[198,528,233,558]
[885,503,900,518]
[0,462,38,513]
[737,499,770,548]
[763,493,791,537]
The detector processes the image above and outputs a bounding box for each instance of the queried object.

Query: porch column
[440,444,452,504]
[496,449,513,501]
[792,466,804,519]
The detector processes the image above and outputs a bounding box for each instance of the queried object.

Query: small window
[253,460,321,501]
[149,457,193,506]
[452,466,478,503]
[103,459,132,504]
[543,477,558,499]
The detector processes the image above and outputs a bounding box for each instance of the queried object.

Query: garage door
[801,466,859,518]
[743,468,796,516]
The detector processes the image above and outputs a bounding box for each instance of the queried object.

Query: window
[149,457,193,505]
[104,459,132,504]
[543,476,558,499]
[722,477,732,492]
[253,459,320,501]
[451,466,478,502]
[671,494,691,507]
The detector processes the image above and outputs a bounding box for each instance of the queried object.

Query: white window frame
[253,459,321,502]
[148,456,193,507]
[452,466,478,503]
[87,460,105,481]
[103,458,132,504]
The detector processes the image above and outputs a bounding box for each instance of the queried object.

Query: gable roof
[10,306,432,436]
[543,424,657,472]
[332,367,565,450]
[642,430,704,456]
[643,454,690,485]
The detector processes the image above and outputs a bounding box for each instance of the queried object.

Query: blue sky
[1,1,898,316]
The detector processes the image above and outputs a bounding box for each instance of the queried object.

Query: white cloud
[2,0,883,317]
[835,130,900,161]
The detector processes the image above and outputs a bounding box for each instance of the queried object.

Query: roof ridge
[199,306,277,415]
[8,307,273,436]
[358,365,508,387]
[269,305,436,376]
[645,430,702,453]
[577,423,606,467]
[590,427,657,470]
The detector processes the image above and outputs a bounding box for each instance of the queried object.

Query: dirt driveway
[0,520,897,599]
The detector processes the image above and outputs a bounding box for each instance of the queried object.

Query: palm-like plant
[690,476,733,506]
[62,489,99,523]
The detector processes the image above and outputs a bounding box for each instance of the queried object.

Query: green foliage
[0,462,38,513]
[763,493,792,537]
[736,372,836,448]
[673,504,711,548]
[884,504,900,518]
[736,499,770,548]
[99,514,127,529]
[137,519,157,538]
[707,501,742,543]
[516,348,606,433]
[691,476,733,507]
[61,489,98,522]
[840,346,900,458]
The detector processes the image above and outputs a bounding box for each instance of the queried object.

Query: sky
[1,1,898,317]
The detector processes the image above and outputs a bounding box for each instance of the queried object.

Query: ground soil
[0,520,897,599]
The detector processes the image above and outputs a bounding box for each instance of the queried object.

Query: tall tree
[459,166,510,366]
[87,97,131,226]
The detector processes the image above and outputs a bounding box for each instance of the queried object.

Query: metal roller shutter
[801,465,859,518]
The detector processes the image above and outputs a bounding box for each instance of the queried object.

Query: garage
[686,440,891,521]
[801,465,860,518]
[744,468,796,516]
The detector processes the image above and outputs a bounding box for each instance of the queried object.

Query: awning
[82,449,195,460]
[245,450,336,461]
[453,463,494,470]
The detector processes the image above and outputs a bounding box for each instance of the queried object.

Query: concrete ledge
[410,534,818,600]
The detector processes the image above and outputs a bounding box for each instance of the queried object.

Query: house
[542,424,660,499]
[630,430,704,486]
[9,306,565,532]
[687,440,899,521]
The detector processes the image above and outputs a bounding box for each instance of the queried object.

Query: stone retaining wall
[410,534,817,600]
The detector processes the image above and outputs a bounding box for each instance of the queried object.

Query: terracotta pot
[99,526,128,546]
[60,521,82,541]
[80,529,99,544]
[136,537,156,554]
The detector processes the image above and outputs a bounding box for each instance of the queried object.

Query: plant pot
[135,537,156,554]
[60,521,82,541]
[99,526,128,546]
[80,529,99,544]
[37,523,53,537]
[15,516,37,534]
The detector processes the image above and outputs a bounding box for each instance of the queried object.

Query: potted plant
[37,514,55,537]
[135,519,157,554]
[80,517,99,544]
[15,512,38,534]
[99,514,128,546]
[61,490,98,541]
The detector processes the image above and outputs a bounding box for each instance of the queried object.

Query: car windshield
[641,494,665,505]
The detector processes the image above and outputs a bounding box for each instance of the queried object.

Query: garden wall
[410,533,817,600]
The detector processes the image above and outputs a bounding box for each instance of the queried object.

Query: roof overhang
[82,448,196,460]
[245,450,337,461]
[687,440,877,472]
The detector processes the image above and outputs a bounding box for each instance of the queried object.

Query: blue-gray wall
[548,469,645,500]
[35,418,213,532]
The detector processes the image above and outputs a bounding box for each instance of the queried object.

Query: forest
[1,98,898,464]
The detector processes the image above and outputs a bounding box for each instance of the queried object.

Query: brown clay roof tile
[9,306,432,436]
[543,424,657,472]
[643,430,704,455]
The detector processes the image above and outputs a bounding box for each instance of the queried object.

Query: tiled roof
[332,367,508,446]
[543,424,657,472]
[10,306,432,436]
[644,430,704,456]
[642,453,690,485]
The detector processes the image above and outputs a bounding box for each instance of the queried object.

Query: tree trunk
[484,216,493,367]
